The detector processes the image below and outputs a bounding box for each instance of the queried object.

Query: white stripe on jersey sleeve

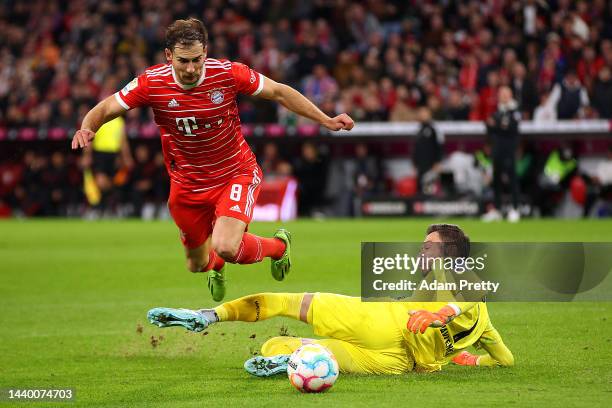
[251,73,265,96]
[114,92,130,110]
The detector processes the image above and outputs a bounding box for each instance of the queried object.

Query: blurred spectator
[426,96,446,121]
[13,152,48,216]
[83,116,133,217]
[293,142,328,216]
[333,51,358,88]
[295,31,327,78]
[303,64,338,105]
[412,107,443,194]
[53,100,77,129]
[535,145,578,217]
[533,90,558,123]
[389,85,417,122]
[511,63,539,119]
[444,90,470,121]
[127,144,155,219]
[43,151,70,216]
[550,70,590,119]
[577,45,604,88]
[474,143,494,195]
[362,94,386,121]
[258,142,291,179]
[476,71,500,121]
[121,147,169,220]
[348,4,381,54]
[483,86,521,222]
[592,66,612,119]
[2,0,611,128]
[588,146,612,216]
[350,143,380,216]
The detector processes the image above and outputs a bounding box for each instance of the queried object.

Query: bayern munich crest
[210,90,224,104]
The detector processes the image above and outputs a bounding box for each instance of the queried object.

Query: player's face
[422,232,443,257]
[420,231,443,276]
[166,42,206,85]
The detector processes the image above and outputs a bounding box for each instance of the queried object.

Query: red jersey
[114,58,264,191]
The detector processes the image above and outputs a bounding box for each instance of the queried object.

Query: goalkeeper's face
[422,232,443,256]
[419,232,443,276]
[166,42,206,86]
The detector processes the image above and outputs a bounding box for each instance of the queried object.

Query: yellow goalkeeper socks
[214,293,304,322]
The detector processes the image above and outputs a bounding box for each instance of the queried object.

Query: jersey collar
[172,65,206,90]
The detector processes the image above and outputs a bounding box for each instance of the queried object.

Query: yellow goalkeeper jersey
[390,301,492,372]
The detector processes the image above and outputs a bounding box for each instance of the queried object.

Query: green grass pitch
[1,219,611,407]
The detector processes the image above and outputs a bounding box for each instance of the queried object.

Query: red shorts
[168,166,263,249]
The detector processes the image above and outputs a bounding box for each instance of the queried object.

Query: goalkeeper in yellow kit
[147,224,514,375]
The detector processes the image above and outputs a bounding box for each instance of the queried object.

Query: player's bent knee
[212,241,239,261]
[261,337,301,356]
[496,352,515,367]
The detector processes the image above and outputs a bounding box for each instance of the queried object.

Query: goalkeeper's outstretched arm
[453,340,514,368]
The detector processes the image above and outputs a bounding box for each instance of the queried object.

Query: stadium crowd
[0,0,611,219]
[2,0,612,127]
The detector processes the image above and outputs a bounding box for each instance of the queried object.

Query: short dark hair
[426,224,470,258]
[165,18,208,51]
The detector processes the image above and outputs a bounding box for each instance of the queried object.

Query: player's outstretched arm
[71,95,126,150]
[257,77,354,131]
[453,341,514,368]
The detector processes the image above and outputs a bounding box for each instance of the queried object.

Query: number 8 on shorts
[230,184,242,201]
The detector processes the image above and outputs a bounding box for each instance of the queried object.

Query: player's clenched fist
[71,129,95,149]
[323,113,354,131]
[407,305,457,334]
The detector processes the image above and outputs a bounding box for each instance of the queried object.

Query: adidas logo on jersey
[230,205,241,213]
[168,98,179,108]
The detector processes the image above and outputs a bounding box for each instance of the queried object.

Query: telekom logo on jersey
[176,117,198,136]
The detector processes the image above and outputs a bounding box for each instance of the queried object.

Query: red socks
[201,233,286,269]
[202,250,225,272]
[231,233,286,264]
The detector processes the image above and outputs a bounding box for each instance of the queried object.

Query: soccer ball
[287,344,339,393]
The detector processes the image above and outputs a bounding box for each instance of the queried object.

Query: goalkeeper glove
[407,305,458,334]
[452,351,480,366]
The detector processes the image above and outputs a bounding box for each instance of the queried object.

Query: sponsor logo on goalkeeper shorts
[440,326,454,356]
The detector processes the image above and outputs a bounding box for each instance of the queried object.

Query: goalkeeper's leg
[476,340,514,367]
[254,336,379,374]
[148,293,311,332]
[213,293,311,323]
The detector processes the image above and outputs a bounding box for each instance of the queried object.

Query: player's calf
[184,243,211,273]
[186,256,208,273]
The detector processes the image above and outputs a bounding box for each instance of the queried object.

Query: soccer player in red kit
[71,18,354,301]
